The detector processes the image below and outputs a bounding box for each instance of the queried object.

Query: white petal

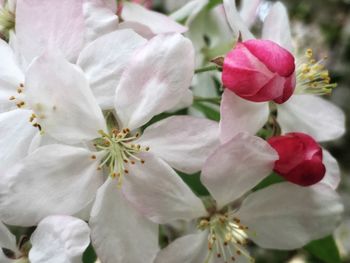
[278,95,346,142]
[169,88,194,112]
[8,31,27,73]
[90,179,159,263]
[78,29,147,109]
[25,51,107,144]
[240,0,261,29]
[0,144,104,226]
[237,183,344,250]
[0,39,24,113]
[155,232,208,263]
[83,0,119,45]
[115,34,195,130]
[121,2,187,35]
[220,89,269,143]
[321,149,341,189]
[122,153,207,224]
[223,0,255,40]
[29,216,90,263]
[16,0,85,64]
[0,253,13,263]
[138,116,219,174]
[0,221,18,258]
[0,109,37,171]
[201,133,278,209]
[262,2,293,52]
[117,21,155,39]
[27,133,62,154]
[102,0,117,12]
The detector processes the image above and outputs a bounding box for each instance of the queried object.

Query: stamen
[199,213,255,263]
[0,3,15,40]
[295,48,337,95]
[94,129,150,187]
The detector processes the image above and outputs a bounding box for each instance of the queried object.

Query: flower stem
[194,96,221,105]
[194,65,218,74]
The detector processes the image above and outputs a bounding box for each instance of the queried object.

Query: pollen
[94,128,150,187]
[295,48,337,95]
[198,213,255,263]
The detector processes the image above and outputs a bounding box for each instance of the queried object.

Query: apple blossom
[0,216,90,263]
[119,133,343,263]
[222,39,296,104]
[220,1,345,143]
[268,132,326,186]
[0,35,218,263]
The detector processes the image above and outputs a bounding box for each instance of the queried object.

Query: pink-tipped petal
[16,0,85,64]
[243,40,295,77]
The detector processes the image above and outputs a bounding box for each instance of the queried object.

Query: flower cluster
[0,0,346,263]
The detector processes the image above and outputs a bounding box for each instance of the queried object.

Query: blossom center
[295,48,337,95]
[0,3,15,39]
[94,128,149,187]
[198,213,254,262]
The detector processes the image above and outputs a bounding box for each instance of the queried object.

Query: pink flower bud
[222,39,296,104]
[268,133,326,186]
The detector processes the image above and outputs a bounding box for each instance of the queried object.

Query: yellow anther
[306,48,313,58]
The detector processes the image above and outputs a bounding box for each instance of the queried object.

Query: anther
[91,155,96,160]
[9,96,15,100]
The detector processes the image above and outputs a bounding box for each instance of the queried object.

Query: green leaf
[253,173,285,191]
[83,244,97,263]
[304,235,341,263]
[143,108,188,130]
[192,102,220,121]
[206,0,223,10]
[178,171,209,196]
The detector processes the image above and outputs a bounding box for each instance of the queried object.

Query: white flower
[0,216,90,263]
[133,133,343,263]
[0,33,218,262]
[0,0,122,172]
[0,1,158,173]
[221,0,345,143]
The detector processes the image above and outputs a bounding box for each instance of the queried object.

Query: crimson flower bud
[267,132,326,186]
[222,39,296,104]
